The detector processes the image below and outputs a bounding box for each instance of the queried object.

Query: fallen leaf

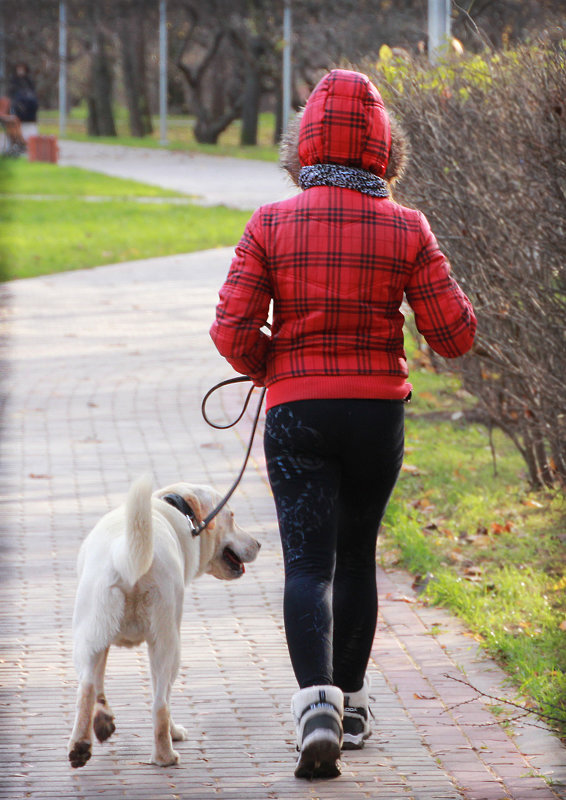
[29,473,51,480]
[559,620,566,632]
[387,593,417,604]
[414,693,436,700]
[463,565,483,582]
[412,497,434,510]
[523,498,543,508]
[423,522,439,533]
[402,463,421,475]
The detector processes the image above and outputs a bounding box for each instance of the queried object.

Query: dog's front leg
[152,704,179,766]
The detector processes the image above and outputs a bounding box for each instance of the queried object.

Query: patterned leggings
[264,398,405,692]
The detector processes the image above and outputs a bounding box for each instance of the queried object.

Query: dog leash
[188,376,266,536]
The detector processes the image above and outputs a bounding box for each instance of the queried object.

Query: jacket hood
[281,69,408,188]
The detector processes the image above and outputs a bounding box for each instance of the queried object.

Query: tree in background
[2,0,566,145]
[116,0,154,137]
[170,1,245,144]
[85,2,116,137]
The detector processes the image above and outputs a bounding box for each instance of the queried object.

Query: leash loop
[194,377,266,536]
[201,375,257,430]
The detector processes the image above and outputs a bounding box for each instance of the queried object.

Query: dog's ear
[183,489,217,532]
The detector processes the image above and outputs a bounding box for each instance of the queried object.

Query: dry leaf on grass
[401,463,421,475]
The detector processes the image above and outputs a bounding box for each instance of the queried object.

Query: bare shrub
[365,45,566,488]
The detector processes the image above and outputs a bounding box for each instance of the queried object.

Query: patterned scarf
[298,163,390,198]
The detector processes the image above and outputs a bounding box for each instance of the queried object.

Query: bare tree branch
[443,673,566,731]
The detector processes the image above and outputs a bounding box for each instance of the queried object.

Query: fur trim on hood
[280,71,409,189]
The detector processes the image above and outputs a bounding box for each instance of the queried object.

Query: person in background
[9,62,39,143]
[0,95,27,156]
[210,69,476,780]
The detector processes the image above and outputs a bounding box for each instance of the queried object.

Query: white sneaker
[291,685,344,779]
[342,676,372,750]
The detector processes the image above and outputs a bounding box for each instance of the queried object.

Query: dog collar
[161,493,198,536]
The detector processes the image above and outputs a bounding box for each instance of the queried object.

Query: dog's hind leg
[68,648,108,768]
[147,632,184,766]
[92,647,116,743]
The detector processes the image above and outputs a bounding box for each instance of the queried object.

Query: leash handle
[195,378,266,536]
[201,375,257,430]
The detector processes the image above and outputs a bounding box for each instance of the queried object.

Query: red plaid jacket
[211,70,476,410]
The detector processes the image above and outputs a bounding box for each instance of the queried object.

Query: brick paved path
[1,250,565,800]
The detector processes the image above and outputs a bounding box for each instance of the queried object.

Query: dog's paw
[93,708,116,742]
[170,722,188,742]
[68,739,92,769]
[151,748,180,767]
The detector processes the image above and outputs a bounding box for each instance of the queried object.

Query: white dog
[68,475,261,769]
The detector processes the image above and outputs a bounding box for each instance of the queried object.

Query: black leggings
[264,398,404,692]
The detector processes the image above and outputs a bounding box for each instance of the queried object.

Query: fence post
[159,0,168,146]
[0,0,6,97]
[282,0,292,134]
[428,0,451,64]
[59,0,67,136]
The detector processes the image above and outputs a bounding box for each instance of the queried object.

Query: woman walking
[210,69,476,779]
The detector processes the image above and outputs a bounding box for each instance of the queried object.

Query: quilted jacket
[210,69,476,410]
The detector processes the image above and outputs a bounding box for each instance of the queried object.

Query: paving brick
[2,250,566,800]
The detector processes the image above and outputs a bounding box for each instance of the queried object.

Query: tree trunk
[175,27,240,145]
[118,3,153,137]
[87,9,116,137]
[194,100,241,144]
[240,38,263,146]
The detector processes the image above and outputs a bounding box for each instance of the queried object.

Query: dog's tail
[114,474,155,586]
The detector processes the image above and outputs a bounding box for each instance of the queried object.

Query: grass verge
[1,160,251,280]
[381,337,566,737]
[38,109,280,163]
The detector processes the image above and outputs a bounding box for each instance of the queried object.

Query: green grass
[1,160,251,280]
[2,160,184,198]
[381,343,566,736]
[38,108,280,163]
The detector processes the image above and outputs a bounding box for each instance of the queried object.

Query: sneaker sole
[342,729,371,750]
[295,732,341,779]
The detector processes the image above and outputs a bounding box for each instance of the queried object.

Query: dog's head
[154,483,261,580]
